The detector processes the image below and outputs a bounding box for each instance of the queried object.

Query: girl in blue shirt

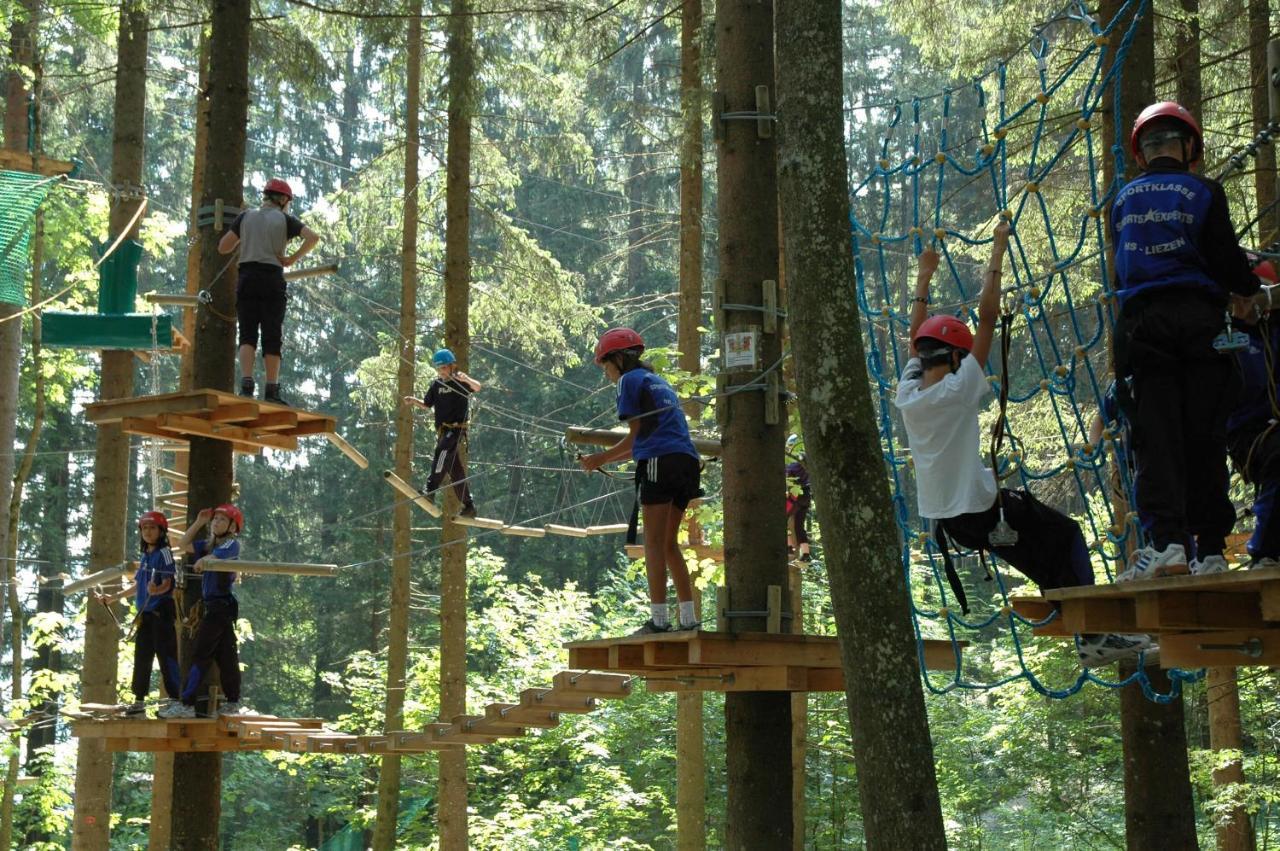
[99,511,181,716]
[579,328,703,635]
[159,504,245,718]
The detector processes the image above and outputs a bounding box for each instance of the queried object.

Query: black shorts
[236,264,288,356]
[635,453,703,509]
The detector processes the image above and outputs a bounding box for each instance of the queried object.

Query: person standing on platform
[786,434,813,562]
[218,178,321,406]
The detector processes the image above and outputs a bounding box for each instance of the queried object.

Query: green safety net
[0,168,57,307]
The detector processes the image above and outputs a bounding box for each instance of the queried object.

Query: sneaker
[799,552,812,563]
[1191,555,1229,575]
[672,620,701,632]
[217,701,243,717]
[157,701,196,719]
[1252,556,1280,571]
[1116,544,1188,582]
[124,701,145,717]
[459,503,477,519]
[239,378,255,398]
[1076,633,1155,667]
[629,619,672,636]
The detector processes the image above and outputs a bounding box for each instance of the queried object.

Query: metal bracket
[195,201,243,231]
[1198,638,1264,658]
[713,86,777,141]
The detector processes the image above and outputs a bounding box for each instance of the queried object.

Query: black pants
[236,264,288,356]
[427,427,472,507]
[131,599,180,701]
[1115,290,1237,555]
[1229,423,1280,559]
[180,598,240,704]
[787,494,811,545]
[938,488,1094,594]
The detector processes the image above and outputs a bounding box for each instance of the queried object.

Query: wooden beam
[324,432,369,469]
[585,523,629,535]
[550,671,634,698]
[143,291,202,308]
[196,558,338,577]
[518,688,597,714]
[244,412,300,432]
[1058,598,1138,634]
[500,525,546,538]
[484,703,560,729]
[207,403,261,423]
[282,262,339,282]
[1132,591,1265,631]
[1158,630,1280,668]
[63,564,134,595]
[1046,565,1280,601]
[1261,584,1280,622]
[0,148,76,176]
[382,469,442,517]
[545,524,590,538]
[155,413,299,450]
[86,391,221,424]
[451,514,504,529]
[566,426,722,458]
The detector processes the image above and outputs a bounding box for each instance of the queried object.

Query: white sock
[678,600,697,627]
[650,603,669,628]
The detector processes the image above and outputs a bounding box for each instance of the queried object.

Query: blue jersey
[616,368,698,462]
[135,547,176,613]
[1111,163,1257,305]
[192,537,240,600]
[1228,320,1280,439]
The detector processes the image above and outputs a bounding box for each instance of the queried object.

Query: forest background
[1,0,1278,848]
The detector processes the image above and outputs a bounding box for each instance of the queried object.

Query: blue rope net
[850,0,1202,702]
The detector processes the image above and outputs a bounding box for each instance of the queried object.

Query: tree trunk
[180,31,210,393]
[70,4,148,847]
[372,5,421,848]
[625,43,646,295]
[1206,667,1256,850]
[439,4,474,847]
[676,2,706,848]
[1173,0,1200,120]
[1250,0,1277,245]
[775,1,947,848]
[715,2,792,847]
[170,0,249,846]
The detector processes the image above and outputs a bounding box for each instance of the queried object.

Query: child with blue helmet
[402,348,482,518]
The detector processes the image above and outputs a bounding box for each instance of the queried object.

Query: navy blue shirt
[616,368,698,462]
[424,377,472,429]
[1228,319,1280,439]
[1111,162,1257,305]
[135,546,176,613]
[786,459,811,496]
[192,537,239,600]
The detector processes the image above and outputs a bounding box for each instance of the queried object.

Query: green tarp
[0,168,57,307]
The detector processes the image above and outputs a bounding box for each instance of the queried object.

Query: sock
[678,600,697,627]
[650,603,669,628]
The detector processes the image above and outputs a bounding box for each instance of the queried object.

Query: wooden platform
[564,630,962,692]
[1009,565,1280,668]
[84,389,364,464]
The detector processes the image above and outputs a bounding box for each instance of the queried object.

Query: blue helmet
[432,348,457,367]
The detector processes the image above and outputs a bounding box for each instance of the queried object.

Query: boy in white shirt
[894,223,1151,667]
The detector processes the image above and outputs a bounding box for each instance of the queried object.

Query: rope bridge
[851,0,1207,701]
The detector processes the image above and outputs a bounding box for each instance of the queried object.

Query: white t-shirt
[893,354,998,520]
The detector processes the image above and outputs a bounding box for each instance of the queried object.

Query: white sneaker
[1190,555,1229,575]
[217,701,245,717]
[1117,544,1188,582]
[1252,557,1280,571]
[1076,633,1156,667]
[157,701,195,719]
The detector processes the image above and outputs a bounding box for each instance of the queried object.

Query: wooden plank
[566,646,610,670]
[922,639,962,672]
[244,412,300,431]
[449,714,528,739]
[1059,598,1137,634]
[585,523,629,535]
[1046,566,1280,601]
[545,524,590,538]
[1158,630,1280,668]
[207,403,261,423]
[550,671,634,698]
[283,262,339,281]
[609,644,647,669]
[284,419,336,437]
[1132,591,1264,632]
[0,149,76,176]
[643,641,691,667]
[1007,597,1072,635]
[324,432,369,469]
[566,426,722,458]
[642,666,820,693]
[86,391,221,424]
[452,515,505,529]
[519,688,596,713]
[63,564,133,595]
[155,414,299,451]
[484,703,560,729]
[382,470,442,518]
[686,635,841,668]
[1261,584,1280,622]
[500,525,546,538]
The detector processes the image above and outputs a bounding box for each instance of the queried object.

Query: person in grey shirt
[218,178,320,406]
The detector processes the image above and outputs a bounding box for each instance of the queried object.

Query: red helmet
[138,510,168,532]
[1130,102,1203,167]
[263,178,294,200]
[1253,257,1277,284]
[913,315,974,353]
[213,503,243,533]
[594,327,645,364]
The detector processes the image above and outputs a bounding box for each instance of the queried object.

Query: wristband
[911,296,930,305]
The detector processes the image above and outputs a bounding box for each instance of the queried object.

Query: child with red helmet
[218,178,322,406]
[579,328,703,635]
[98,511,181,716]
[1111,102,1263,580]
[159,504,246,718]
[895,224,1151,666]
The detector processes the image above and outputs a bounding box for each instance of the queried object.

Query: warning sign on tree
[724,331,759,369]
